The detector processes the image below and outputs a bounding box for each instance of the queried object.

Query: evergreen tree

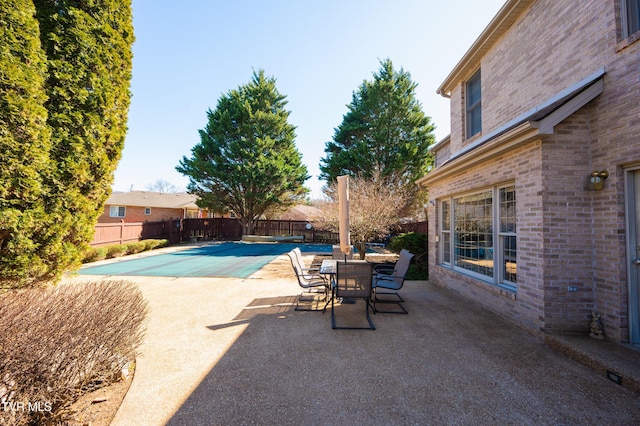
[177,70,309,235]
[34,0,134,280]
[319,59,435,187]
[0,0,52,282]
[0,1,133,287]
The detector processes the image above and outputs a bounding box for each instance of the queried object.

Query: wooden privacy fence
[398,221,428,235]
[181,218,340,244]
[91,218,427,247]
[91,220,182,247]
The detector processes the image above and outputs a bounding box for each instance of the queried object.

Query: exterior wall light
[589,170,609,190]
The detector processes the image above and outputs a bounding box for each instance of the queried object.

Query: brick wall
[449,0,616,155]
[540,108,596,334]
[427,141,545,335]
[97,205,186,223]
[587,41,640,342]
[428,0,640,342]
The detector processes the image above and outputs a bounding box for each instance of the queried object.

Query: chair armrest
[374,273,401,282]
[300,271,328,282]
[373,273,404,288]
[373,264,395,274]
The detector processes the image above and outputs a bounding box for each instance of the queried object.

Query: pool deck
[63,244,640,425]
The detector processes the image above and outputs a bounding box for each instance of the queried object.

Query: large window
[454,191,494,277]
[622,0,640,38]
[439,185,517,289]
[466,70,482,138]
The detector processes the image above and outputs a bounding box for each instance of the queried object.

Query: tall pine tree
[319,59,435,187]
[177,70,309,235]
[0,1,133,287]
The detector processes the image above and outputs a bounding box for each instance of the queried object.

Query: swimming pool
[78,242,332,278]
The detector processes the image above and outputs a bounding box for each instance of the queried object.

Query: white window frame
[453,190,494,280]
[466,69,482,138]
[144,207,151,215]
[439,184,517,291]
[441,199,452,266]
[498,185,517,289]
[109,206,126,218]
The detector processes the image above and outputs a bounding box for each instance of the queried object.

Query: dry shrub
[0,280,149,425]
[143,239,167,250]
[125,241,147,255]
[105,244,128,258]
[82,246,107,263]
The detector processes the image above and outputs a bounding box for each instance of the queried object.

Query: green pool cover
[78,242,331,278]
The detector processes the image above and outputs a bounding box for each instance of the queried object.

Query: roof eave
[437,0,535,97]
[421,69,605,187]
[418,122,540,187]
[428,134,451,152]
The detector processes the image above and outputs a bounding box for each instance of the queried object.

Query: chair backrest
[336,261,372,299]
[389,249,414,286]
[287,249,314,286]
[291,247,304,268]
[287,250,303,278]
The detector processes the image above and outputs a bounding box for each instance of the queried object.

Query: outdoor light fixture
[589,170,609,190]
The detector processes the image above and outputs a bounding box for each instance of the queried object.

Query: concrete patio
[65,251,640,425]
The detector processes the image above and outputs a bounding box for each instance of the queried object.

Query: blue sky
[113,0,506,198]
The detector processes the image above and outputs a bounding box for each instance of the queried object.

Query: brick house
[419,0,640,345]
[98,191,208,223]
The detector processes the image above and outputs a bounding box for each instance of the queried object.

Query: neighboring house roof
[106,191,200,209]
[277,204,322,221]
[437,0,536,97]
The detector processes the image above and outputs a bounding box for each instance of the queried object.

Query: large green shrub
[35,0,134,282]
[105,244,128,259]
[1,1,134,288]
[0,0,52,285]
[125,241,147,255]
[390,232,428,280]
[81,239,169,264]
[390,232,427,256]
[82,246,107,263]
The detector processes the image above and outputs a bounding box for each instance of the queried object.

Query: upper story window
[622,0,640,38]
[109,206,126,218]
[466,70,482,139]
[144,207,151,215]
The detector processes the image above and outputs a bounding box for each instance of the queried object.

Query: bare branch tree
[145,179,179,193]
[311,173,416,259]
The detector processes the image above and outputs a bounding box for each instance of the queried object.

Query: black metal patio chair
[332,261,375,330]
[287,250,330,312]
[372,249,414,314]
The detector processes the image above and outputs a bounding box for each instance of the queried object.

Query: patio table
[319,259,337,276]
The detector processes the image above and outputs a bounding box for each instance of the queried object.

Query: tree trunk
[241,219,253,236]
[357,240,367,260]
